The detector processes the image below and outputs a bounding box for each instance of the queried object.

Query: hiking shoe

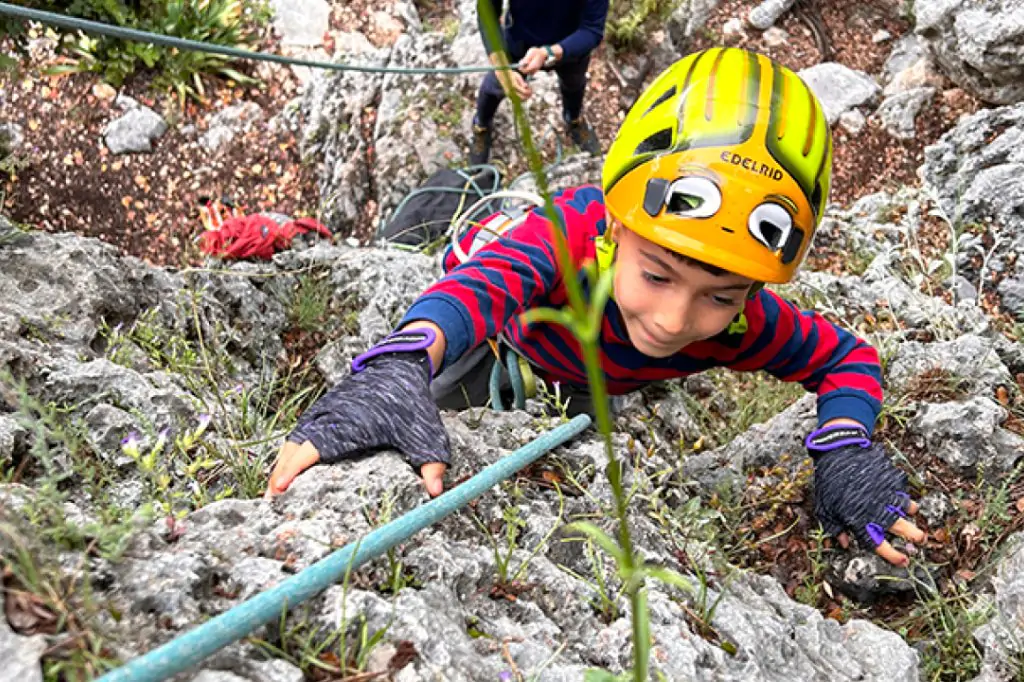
[469,123,493,165]
[567,117,601,155]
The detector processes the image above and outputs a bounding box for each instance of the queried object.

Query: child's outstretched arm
[724,289,926,566]
[267,187,597,498]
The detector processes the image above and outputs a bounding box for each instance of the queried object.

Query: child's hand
[263,329,451,500]
[807,423,927,567]
[265,441,447,499]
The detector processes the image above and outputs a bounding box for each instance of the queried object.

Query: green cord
[0,2,522,76]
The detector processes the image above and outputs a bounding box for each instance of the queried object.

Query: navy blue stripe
[766,316,820,375]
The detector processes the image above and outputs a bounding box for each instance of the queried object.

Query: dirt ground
[0,0,977,269]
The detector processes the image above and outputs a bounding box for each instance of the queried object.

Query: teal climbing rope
[0,2,520,76]
[95,413,592,682]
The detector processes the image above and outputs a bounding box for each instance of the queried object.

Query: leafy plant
[606,0,680,50]
[11,0,267,102]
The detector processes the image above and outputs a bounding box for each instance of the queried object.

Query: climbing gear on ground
[197,196,244,231]
[287,328,451,468]
[198,213,331,261]
[377,166,502,248]
[808,424,912,550]
[469,122,494,166]
[567,117,600,155]
[602,47,833,284]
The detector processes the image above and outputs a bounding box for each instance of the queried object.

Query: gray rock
[190,672,250,682]
[667,0,721,51]
[839,109,867,135]
[971,534,1024,679]
[907,397,1024,472]
[921,100,1024,315]
[886,335,1012,396]
[201,102,264,154]
[270,0,331,47]
[877,87,936,140]
[998,276,1024,319]
[0,589,46,682]
[246,658,304,682]
[828,553,935,604]
[954,275,979,303]
[747,0,797,30]
[799,63,880,124]
[915,0,1024,104]
[300,45,389,234]
[0,122,24,156]
[0,413,27,465]
[104,106,168,154]
[917,492,955,527]
[763,26,789,47]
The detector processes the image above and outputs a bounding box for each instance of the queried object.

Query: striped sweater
[400,185,883,430]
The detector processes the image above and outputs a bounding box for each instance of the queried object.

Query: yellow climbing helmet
[602,47,832,284]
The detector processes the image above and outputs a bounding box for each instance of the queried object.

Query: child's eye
[711,295,736,306]
[643,271,669,285]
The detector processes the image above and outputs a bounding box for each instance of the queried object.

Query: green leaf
[218,67,255,84]
[642,566,696,596]
[584,670,627,682]
[565,521,626,565]
[519,306,574,330]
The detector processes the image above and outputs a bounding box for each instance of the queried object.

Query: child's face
[611,222,754,357]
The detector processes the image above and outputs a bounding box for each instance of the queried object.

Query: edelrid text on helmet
[602,47,833,284]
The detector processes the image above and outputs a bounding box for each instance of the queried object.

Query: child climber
[267,48,927,567]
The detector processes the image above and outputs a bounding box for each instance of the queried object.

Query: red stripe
[820,371,883,401]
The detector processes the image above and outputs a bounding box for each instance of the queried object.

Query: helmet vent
[641,85,677,119]
[634,128,673,156]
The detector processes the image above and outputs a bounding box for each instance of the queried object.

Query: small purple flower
[498,672,513,682]
[120,432,141,458]
[194,413,212,438]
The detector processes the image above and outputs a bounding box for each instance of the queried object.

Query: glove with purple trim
[807,424,914,552]
[286,328,450,468]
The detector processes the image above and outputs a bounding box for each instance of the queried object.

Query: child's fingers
[889,517,927,544]
[265,441,320,499]
[907,500,920,516]
[420,462,447,498]
[874,539,910,567]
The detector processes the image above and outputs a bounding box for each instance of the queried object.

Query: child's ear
[606,216,622,243]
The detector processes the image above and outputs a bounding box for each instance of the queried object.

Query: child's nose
[653,303,690,337]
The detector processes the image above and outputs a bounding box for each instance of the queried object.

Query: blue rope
[0,3,520,75]
[95,414,591,682]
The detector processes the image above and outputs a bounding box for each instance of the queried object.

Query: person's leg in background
[556,53,601,155]
[470,33,527,165]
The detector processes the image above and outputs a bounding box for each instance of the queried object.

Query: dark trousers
[475,30,591,128]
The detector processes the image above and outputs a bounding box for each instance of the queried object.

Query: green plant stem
[478,3,647,672]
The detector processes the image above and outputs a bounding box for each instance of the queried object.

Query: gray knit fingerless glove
[287,328,451,467]
[807,424,913,549]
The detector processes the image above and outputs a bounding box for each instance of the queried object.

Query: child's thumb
[265,440,320,499]
[420,462,447,497]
